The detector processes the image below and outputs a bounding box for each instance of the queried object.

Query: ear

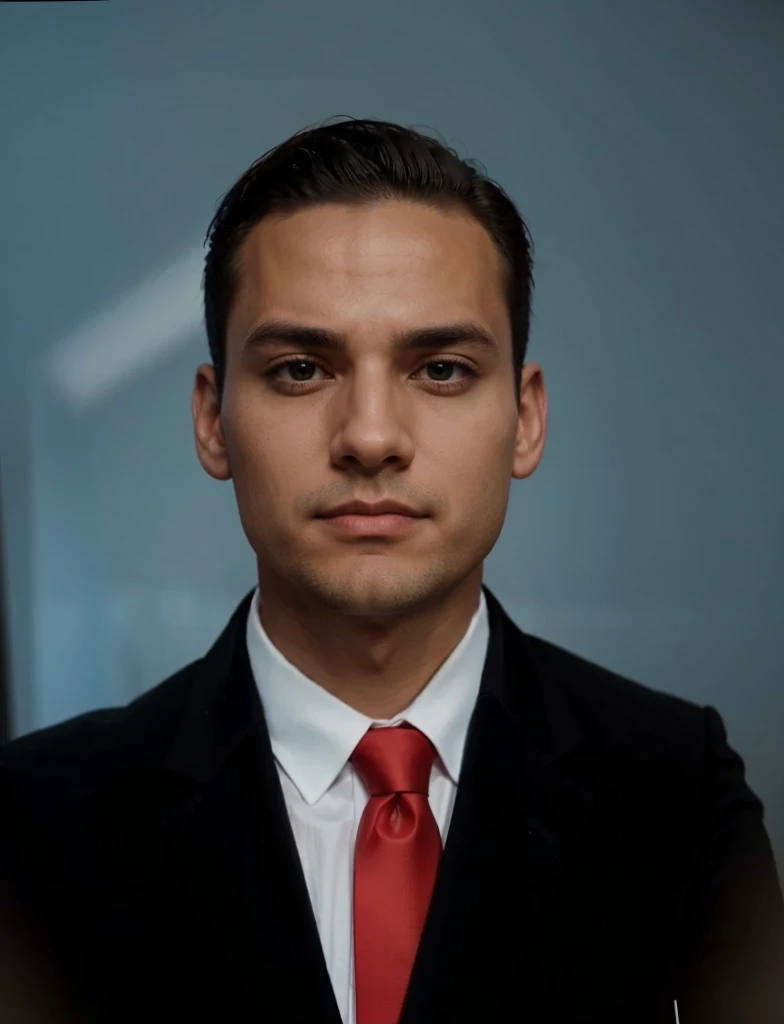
[512,362,547,480]
[192,363,232,481]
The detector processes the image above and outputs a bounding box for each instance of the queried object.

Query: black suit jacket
[1,585,782,1023]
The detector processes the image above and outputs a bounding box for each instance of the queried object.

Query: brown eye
[266,358,326,385]
[424,361,466,382]
[283,360,320,382]
[265,356,478,393]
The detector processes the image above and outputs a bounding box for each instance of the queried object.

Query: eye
[416,360,476,385]
[265,357,479,392]
[267,358,326,385]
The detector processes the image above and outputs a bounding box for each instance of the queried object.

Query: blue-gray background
[1,1,782,869]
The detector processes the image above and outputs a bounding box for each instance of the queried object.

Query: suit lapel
[161,592,341,1024]
[401,586,594,1022]
[157,584,593,1022]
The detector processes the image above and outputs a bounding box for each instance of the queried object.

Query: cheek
[441,425,515,515]
[225,389,284,465]
[436,413,517,478]
[222,406,276,497]
[225,407,318,523]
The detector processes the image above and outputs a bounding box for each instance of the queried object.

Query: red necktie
[350,725,443,1024]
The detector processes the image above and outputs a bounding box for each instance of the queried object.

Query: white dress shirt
[245,587,490,1024]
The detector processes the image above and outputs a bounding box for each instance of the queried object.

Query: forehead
[228,200,509,342]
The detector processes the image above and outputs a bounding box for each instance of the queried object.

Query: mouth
[317,512,425,537]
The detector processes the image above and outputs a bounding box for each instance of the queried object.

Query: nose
[328,380,416,471]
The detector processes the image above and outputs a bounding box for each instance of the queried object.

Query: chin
[298,561,460,617]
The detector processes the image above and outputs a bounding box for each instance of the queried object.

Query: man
[1,117,782,1024]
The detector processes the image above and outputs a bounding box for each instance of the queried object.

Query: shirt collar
[245,587,489,805]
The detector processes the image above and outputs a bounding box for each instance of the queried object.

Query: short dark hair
[203,116,535,403]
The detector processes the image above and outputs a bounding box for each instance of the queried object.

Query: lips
[318,511,424,536]
[319,500,425,518]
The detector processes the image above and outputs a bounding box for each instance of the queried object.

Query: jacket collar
[161,584,591,1022]
[244,585,490,804]
[164,583,584,784]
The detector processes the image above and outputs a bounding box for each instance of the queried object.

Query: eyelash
[264,357,479,393]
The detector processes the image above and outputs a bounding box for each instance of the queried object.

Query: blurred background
[0,0,782,868]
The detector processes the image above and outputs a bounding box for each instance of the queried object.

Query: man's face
[194,200,545,618]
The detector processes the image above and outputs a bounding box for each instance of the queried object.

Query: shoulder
[515,630,761,821]
[520,628,710,758]
[0,658,202,814]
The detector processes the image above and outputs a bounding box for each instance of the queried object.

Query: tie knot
[350,725,437,797]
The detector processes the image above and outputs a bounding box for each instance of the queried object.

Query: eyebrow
[242,318,500,356]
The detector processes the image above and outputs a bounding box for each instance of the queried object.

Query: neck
[256,569,483,719]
